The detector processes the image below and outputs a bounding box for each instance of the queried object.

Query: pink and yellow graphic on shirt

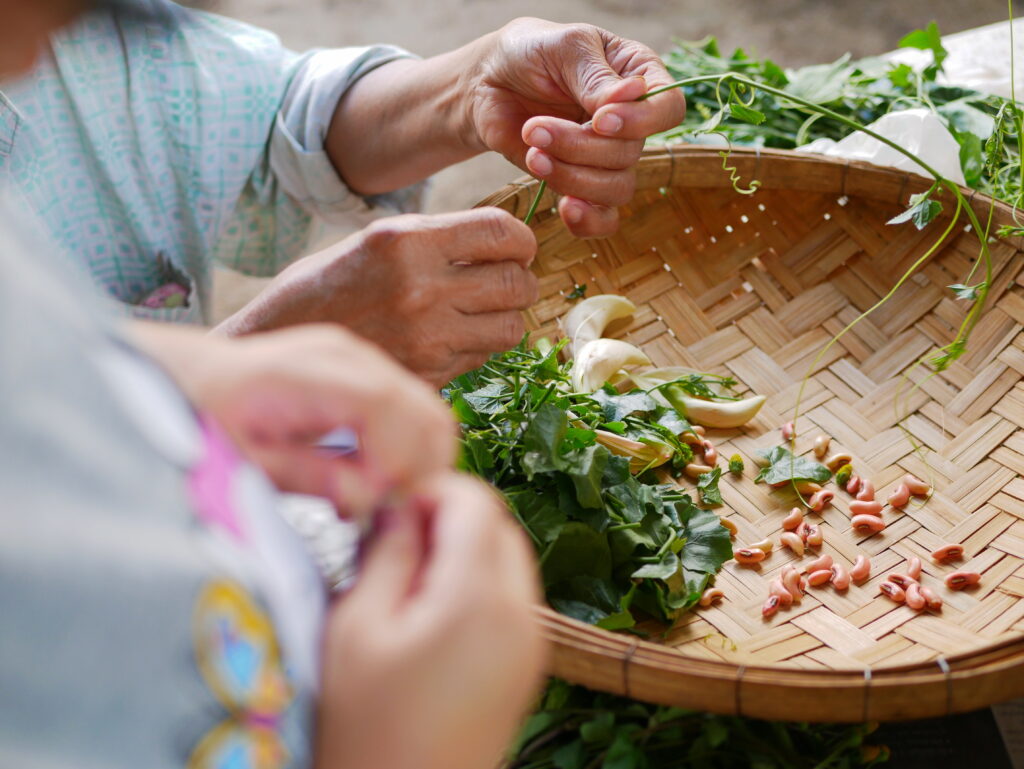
[189,580,293,769]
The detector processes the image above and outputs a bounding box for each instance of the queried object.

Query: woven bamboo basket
[477,146,1024,722]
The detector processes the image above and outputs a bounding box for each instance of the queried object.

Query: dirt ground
[196,0,1012,318]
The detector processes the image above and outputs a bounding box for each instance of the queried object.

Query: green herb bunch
[653,25,1018,205]
[509,680,889,769]
[445,339,733,630]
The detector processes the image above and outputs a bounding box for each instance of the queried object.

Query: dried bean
[831,563,851,590]
[850,555,871,583]
[849,499,884,517]
[805,554,833,573]
[919,585,943,610]
[905,583,926,610]
[699,587,725,607]
[782,508,804,531]
[930,544,964,563]
[807,490,834,512]
[851,514,886,534]
[769,578,794,607]
[826,452,853,471]
[781,422,796,441]
[805,524,823,548]
[903,473,931,496]
[846,475,862,495]
[807,569,833,587]
[780,531,805,557]
[701,440,718,466]
[887,483,911,508]
[907,556,923,581]
[684,462,714,479]
[879,582,906,603]
[855,479,876,502]
[813,435,831,460]
[734,548,767,565]
[795,480,823,495]
[749,538,774,554]
[782,567,804,602]
[762,595,781,617]
[888,573,917,589]
[945,571,981,590]
[719,517,738,538]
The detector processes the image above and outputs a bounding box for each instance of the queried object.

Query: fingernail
[528,151,554,177]
[564,205,584,225]
[595,111,623,135]
[528,126,553,148]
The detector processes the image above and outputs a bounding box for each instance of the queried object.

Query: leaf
[592,389,658,422]
[887,190,943,230]
[948,282,985,301]
[602,731,642,769]
[888,62,914,88]
[511,490,566,544]
[899,21,948,78]
[674,503,734,575]
[728,101,766,125]
[697,467,723,507]
[567,283,588,300]
[580,712,615,744]
[753,446,832,486]
[522,404,569,477]
[552,740,587,769]
[782,55,852,105]
[631,551,680,580]
[540,522,613,587]
[939,100,996,141]
[956,130,985,187]
[564,444,609,509]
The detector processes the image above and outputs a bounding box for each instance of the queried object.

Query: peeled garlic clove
[562,294,636,356]
[593,430,673,473]
[571,339,651,392]
[662,387,766,429]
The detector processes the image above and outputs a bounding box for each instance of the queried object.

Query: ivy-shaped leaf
[697,467,724,507]
[887,190,943,230]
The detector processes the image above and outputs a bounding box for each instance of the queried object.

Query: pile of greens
[510,680,888,769]
[651,23,1021,207]
[446,340,733,630]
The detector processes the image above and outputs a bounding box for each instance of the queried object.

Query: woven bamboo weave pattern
[478,147,1024,722]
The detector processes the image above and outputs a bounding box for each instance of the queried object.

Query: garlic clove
[571,339,651,392]
[562,294,636,356]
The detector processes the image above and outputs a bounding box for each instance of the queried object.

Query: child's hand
[130,322,457,517]
[316,473,547,769]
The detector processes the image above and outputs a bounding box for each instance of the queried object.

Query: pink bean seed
[850,555,871,583]
[879,582,906,603]
[855,479,876,502]
[795,521,810,542]
[795,481,822,495]
[831,563,851,590]
[808,490,834,512]
[888,573,917,589]
[782,568,804,602]
[781,422,796,441]
[807,569,833,587]
[849,499,884,517]
[930,544,964,563]
[813,435,830,460]
[805,524,823,548]
[780,531,805,557]
[701,440,718,466]
[846,475,862,495]
[720,518,738,538]
[919,585,943,610]
[769,578,794,607]
[851,514,886,534]
[699,588,725,607]
[734,548,767,565]
[805,554,833,573]
[887,483,911,508]
[945,571,981,590]
[782,508,804,531]
[762,595,781,617]
[903,474,931,496]
[907,556,923,581]
[905,583,926,610]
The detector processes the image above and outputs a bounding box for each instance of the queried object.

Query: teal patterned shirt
[0,3,415,324]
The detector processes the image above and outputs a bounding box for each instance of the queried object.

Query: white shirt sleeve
[270,45,427,225]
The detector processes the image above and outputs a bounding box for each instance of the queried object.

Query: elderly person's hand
[216,208,539,388]
[329,18,685,240]
[469,18,686,237]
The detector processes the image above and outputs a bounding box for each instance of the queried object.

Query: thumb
[565,52,648,116]
[349,505,426,614]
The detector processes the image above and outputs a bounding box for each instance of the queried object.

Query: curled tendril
[717,144,761,196]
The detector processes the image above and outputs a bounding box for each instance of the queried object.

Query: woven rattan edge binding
[863,668,872,723]
[937,657,953,716]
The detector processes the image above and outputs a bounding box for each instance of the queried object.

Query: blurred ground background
[195,0,1011,317]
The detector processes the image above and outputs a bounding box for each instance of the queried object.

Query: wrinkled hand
[132,322,456,516]
[217,208,539,388]
[469,18,686,237]
[316,473,546,769]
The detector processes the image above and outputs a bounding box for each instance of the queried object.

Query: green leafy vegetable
[697,467,723,507]
[754,446,832,486]
[509,680,891,769]
[567,283,588,300]
[446,341,733,626]
[887,190,943,230]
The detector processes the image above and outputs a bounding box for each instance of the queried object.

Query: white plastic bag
[798,107,965,185]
